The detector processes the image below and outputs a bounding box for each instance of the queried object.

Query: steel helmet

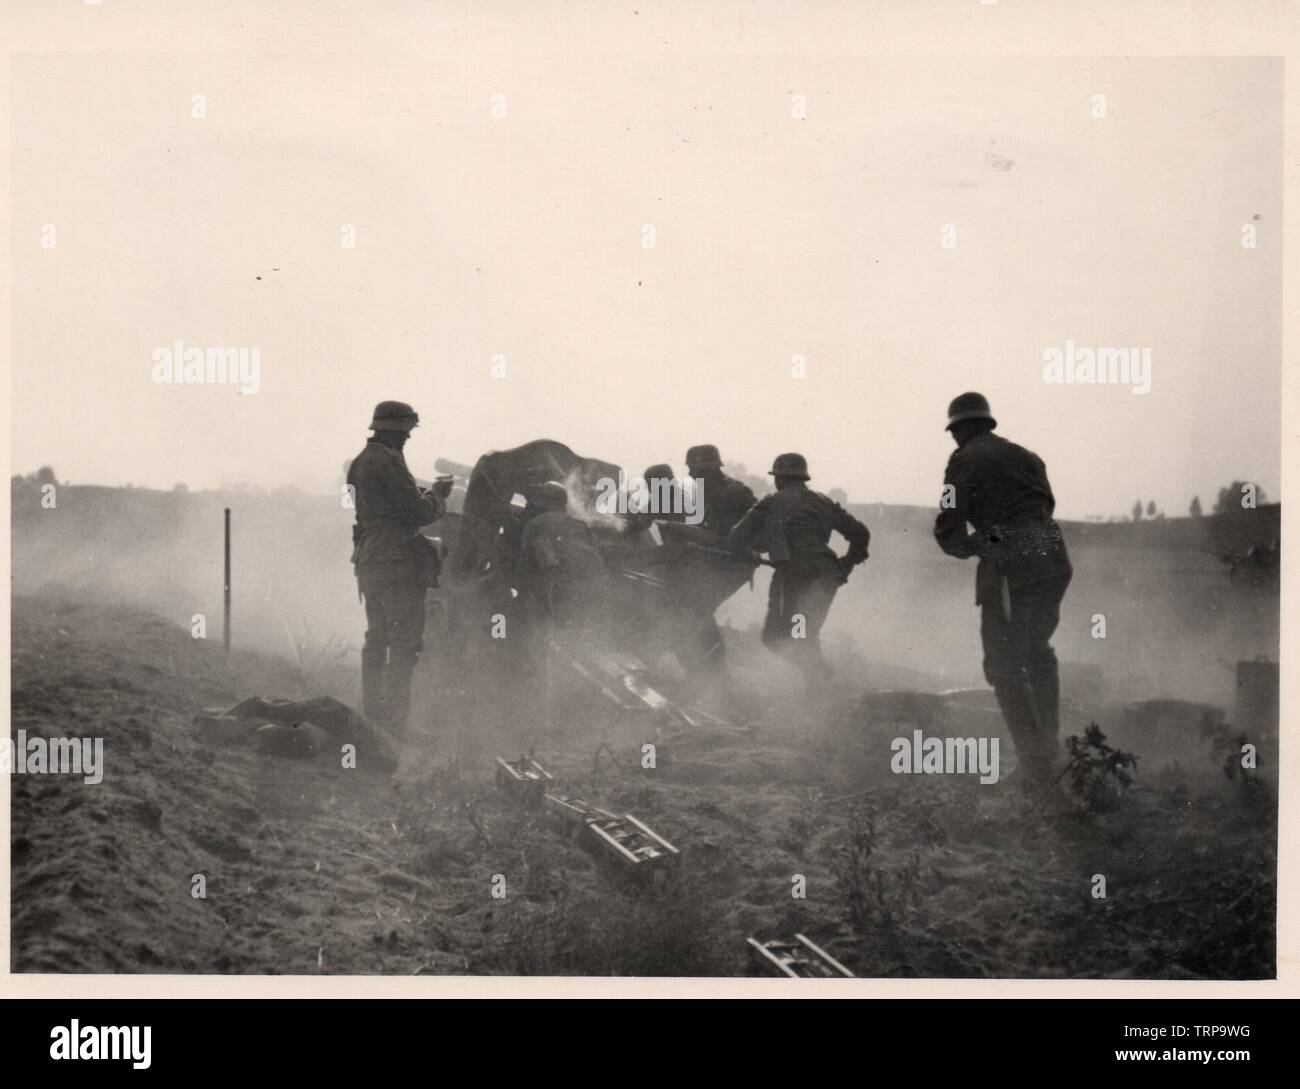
[534,480,569,510]
[369,400,420,431]
[769,452,810,481]
[685,444,723,470]
[945,392,997,431]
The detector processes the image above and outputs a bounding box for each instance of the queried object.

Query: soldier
[933,392,1072,786]
[684,445,757,544]
[347,400,452,736]
[624,463,684,542]
[516,480,606,635]
[726,453,869,682]
[666,445,759,674]
[643,463,684,522]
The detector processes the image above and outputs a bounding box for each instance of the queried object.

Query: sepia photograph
[4,2,1288,997]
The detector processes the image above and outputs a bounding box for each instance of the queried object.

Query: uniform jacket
[697,473,757,544]
[518,510,606,584]
[933,431,1072,605]
[727,484,870,579]
[347,440,443,569]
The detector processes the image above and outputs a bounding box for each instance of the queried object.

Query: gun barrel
[434,457,474,480]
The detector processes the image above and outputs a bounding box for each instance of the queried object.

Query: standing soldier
[684,445,757,544]
[347,400,452,736]
[670,444,759,674]
[933,392,1072,786]
[726,453,869,683]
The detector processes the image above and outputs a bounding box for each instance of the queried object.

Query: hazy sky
[12,51,1281,517]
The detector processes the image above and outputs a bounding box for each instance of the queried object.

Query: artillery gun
[416,439,754,735]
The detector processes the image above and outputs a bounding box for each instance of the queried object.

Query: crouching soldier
[932,392,1072,786]
[623,463,685,544]
[347,400,451,736]
[726,453,869,684]
[516,481,607,638]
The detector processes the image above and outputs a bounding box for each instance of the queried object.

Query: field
[9,582,1276,977]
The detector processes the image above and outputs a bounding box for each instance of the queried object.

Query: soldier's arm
[380,455,442,527]
[934,453,980,559]
[523,524,560,570]
[722,483,758,535]
[832,504,870,564]
[416,489,444,527]
[724,498,766,556]
[1037,454,1057,518]
[689,482,745,546]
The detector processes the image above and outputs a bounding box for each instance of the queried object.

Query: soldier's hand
[432,476,455,500]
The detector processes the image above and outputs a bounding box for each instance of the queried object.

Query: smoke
[714,502,1278,710]
[11,483,361,668]
[11,482,1277,724]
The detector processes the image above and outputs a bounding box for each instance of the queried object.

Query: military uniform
[624,465,685,540]
[727,465,869,680]
[668,471,758,671]
[519,511,605,627]
[696,473,757,542]
[348,423,444,734]
[934,410,1072,780]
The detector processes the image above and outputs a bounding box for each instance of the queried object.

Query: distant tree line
[1085,482,1273,523]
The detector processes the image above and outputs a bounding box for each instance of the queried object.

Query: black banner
[1,997,1289,1075]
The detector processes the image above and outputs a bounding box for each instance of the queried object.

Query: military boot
[383,653,419,737]
[992,678,1049,788]
[1028,664,1061,748]
[360,649,387,726]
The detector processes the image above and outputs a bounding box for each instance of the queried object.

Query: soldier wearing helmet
[684,445,758,543]
[346,400,452,736]
[622,463,685,541]
[656,444,759,677]
[725,452,869,684]
[517,480,606,635]
[933,392,1073,787]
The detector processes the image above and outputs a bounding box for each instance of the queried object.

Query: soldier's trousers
[358,564,427,735]
[979,572,1071,778]
[676,568,750,676]
[761,568,840,681]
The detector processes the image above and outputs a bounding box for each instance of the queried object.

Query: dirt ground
[9,592,1276,977]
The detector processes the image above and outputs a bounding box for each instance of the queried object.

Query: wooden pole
[223,507,231,655]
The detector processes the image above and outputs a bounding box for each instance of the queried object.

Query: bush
[831,801,925,930]
[1063,724,1138,811]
